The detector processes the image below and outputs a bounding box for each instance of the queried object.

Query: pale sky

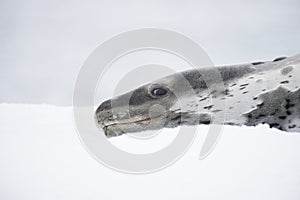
[1,0,300,105]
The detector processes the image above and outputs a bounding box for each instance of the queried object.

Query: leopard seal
[95,54,300,137]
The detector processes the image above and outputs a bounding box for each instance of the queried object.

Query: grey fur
[95,54,300,137]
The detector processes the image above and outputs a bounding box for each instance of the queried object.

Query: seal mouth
[100,107,187,137]
[96,113,165,137]
[103,116,153,128]
[95,108,191,137]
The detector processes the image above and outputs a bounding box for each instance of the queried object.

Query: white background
[0,105,299,200]
[1,0,300,199]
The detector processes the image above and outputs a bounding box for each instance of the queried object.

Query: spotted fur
[95,54,300,137]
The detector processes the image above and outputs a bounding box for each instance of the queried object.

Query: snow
[0,104,300,200]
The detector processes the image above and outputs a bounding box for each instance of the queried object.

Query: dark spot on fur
[273,56,287,62]
[172,115,181,121]
[270,123,280,128]
[240,83,249,87]
[285,103,295,109]
[280,80,289,84]
[286,110,292,115]
[203,105,213,110]
[199,97,209,102]
[252,61,265,65]
[222,89,230,95]
[278,116,287,120]
[227,122,236,126]
[201,120,211,125]
[288,125,296,129]
[257,102,264,108]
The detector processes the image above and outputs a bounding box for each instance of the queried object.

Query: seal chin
[99,115,167,138]
[101,121,149,138]
[103,125,125,138]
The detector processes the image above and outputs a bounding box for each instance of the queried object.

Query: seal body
[95,55,300,137]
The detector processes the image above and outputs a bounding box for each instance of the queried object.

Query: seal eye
[150,87,169,98]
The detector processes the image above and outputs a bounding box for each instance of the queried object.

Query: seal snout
[96,99,112,113]
[95,99,113,129]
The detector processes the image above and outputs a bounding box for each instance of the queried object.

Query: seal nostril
[96,99,112,113]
